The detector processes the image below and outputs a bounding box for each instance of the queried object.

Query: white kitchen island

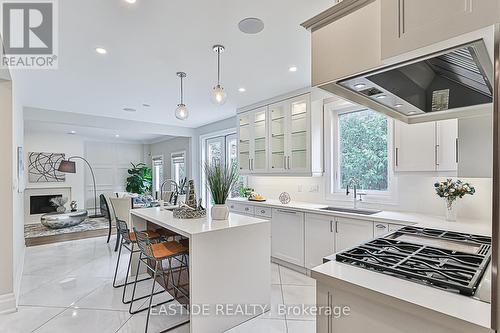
[130,207,271,333]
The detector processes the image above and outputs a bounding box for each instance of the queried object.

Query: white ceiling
[13,0,334,128]
[24,120,175,143]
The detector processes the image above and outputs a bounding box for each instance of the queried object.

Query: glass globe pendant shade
[175,103,188,120]
[211,84,227,105]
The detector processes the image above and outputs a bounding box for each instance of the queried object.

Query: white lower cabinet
[305,213,335,269]
[334,217,374,252]
[271,208,305,266]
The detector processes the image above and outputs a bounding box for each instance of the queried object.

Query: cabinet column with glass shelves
[238,107,268,174]
[237,90,323,176]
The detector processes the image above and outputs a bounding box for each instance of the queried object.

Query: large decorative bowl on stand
[41,210,88,229]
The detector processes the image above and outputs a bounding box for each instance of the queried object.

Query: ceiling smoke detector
[238,18,264,34]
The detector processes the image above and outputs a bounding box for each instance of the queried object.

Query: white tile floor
[0,236,316,333]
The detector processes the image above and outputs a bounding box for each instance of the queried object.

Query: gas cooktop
[333,226,491,296]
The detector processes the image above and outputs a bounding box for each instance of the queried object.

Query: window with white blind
[152,155,163,195]
[171,151,186,185]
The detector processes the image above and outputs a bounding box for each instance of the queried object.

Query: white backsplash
[247,175,492,223]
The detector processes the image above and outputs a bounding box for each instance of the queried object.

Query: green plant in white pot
[204,161,238,220]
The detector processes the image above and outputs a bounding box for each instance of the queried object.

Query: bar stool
[112,219,162,304]
[131,228,190,333]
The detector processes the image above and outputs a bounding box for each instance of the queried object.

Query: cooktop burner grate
[335,227,491,296]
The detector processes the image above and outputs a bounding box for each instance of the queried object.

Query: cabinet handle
[455,138,459,163]
[287,156,291,170]
[248,159,251,170]
[330,220,333,233]
[335,220,338,233]
[276,209,297,215]
[261,209,266,214]
[375,224,386,229]
[435,145,440,166]
[395,148,399,167]
[245,207,249,211]
[283,155,287,169]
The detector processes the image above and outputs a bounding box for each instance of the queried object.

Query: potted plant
[204,161,238,220]
[434,179,475,221]
[126,162,152,195]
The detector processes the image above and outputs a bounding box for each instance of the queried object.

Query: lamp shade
[58,160,76,173]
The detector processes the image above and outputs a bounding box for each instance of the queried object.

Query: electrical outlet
[309,185,320,192]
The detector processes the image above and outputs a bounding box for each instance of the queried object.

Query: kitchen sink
[319,207,381,215]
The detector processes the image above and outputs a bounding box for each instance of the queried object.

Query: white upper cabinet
[381,0,500,59]
[394,119,458,172]
[238,91,323,176]
[458,113,493,178]
[308,0,382,85]
[394,121,436,172]
[436,119,458,171]
[238,107,268,174]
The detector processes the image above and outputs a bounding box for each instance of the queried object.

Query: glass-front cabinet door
[238,114,251,173]
[251,107,268,172]
[269,101,287,172]
[287,95,310,172]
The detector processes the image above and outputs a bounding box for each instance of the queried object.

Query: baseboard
[14,245,25,305]
[0,293,17,314]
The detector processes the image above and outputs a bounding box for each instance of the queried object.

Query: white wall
[23,131,147,218]
[24,132,85,214]
[247,174,492,222]
[0,78,15,313]
[12,82,25,306]
[149,137,192,180]
[84,141,145,209]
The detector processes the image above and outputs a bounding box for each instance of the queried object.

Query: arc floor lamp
[58,156,101,218]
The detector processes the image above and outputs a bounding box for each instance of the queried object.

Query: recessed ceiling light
[68,130,76,135]
[115,134,120,138]
[354,83,366,89]
[124,0,136,3]
[123,107,136,112]
[289,66,298,72]
[238,18,264,34]
[95,47,107,54]
[394,103,403,108]
[238,87,246,92]
[375,94,387,99]
[142,103,151,107]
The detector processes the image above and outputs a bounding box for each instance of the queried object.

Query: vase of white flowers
[434,179,475,222]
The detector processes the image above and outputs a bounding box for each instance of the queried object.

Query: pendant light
[175,72,188,120]
[211,44,227,105]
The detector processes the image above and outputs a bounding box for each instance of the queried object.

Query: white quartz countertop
[229,197,493,328]
[227,197,491,236]
[312,260,491,329]
[131,207,269,237]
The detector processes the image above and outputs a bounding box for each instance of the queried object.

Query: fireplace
[30,194,62,215]
[25,187,72,225]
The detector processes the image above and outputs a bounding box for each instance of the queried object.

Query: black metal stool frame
[130,228,190,333]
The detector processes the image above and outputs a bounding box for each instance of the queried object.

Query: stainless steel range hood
[324,40,493,123]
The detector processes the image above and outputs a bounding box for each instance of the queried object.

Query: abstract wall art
[28,152,66,183]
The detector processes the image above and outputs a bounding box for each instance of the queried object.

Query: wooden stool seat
[127,230,160,242]
[151,241,188,260]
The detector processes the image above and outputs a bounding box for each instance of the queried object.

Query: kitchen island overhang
[130,207,271,333]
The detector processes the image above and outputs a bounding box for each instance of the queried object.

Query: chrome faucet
[346,177,363,209]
